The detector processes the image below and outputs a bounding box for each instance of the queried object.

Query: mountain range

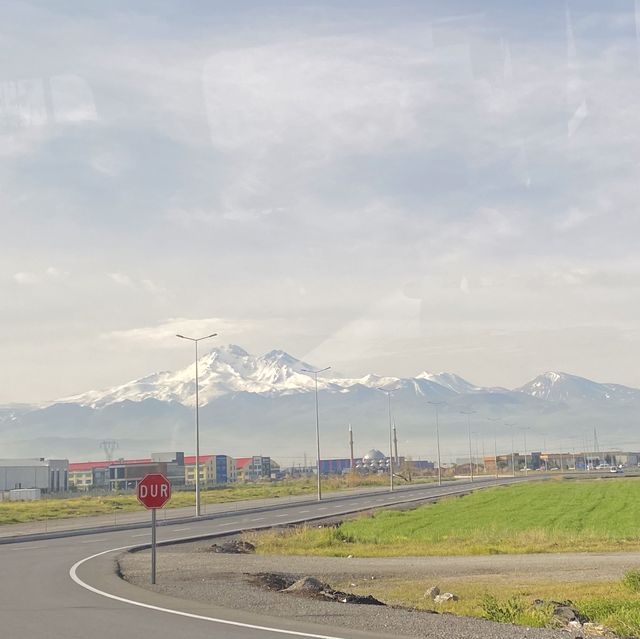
[1,345,639,462]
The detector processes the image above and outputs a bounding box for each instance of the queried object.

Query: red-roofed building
[68,454,185,491]
[235,456,279,481]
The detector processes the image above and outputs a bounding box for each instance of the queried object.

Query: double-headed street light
[521,426,531,475]
[427,401,445,486]
[460,410,476,482]
[377,387,398,492]
[176,332,217,517]
[486,417,501,480]
[505,422,517,477]
[301,366,330,501]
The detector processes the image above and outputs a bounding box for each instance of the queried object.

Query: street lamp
[176,332,217,517]
[427,401,445,486]
[301,366,331,501]
[486,417,501,480]
[460,410,476,482]
[377,387,398,492]
[521,426,531,475]
[505,422,517,477]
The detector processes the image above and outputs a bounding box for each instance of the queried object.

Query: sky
[3,0,640,404]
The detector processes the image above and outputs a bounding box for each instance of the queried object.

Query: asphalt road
[0,476,549,639]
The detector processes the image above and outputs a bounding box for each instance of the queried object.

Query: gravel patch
[117,535,607,639]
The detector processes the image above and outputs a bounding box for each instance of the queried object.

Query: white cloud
[102,317,257,346]
[13,272,38,284]
[108,272,134,287]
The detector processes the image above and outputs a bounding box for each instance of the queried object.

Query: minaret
[349,424,355,471]
[393,420,399,465]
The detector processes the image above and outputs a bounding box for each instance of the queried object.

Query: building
[0,458,69,493]
[235,456,280,481]
[69,452,186,491]
[319,458,354,474]
[68,460,111,490]
[184,455,236,486]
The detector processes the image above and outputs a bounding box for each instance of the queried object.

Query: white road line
[172,527,191,532]
[250,517,264,522]
[70,546,351,639]
[132,533,148,538]
[275,514,287,517]
[10,545,48,551]
[299,510,310,513]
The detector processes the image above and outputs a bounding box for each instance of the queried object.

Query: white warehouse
[0,458,69,493]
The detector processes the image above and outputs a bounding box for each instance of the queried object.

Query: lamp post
[301,366,330,501]
[521,426,531,476]
[486,417,501,480]
[460,410,476,482]
[377,388,398,492]
[505,422,517,477]
[427,401,445,486]
[176,332,217,517]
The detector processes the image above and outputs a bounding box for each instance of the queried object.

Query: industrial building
[68,452,276,490]
[0,458,69,494]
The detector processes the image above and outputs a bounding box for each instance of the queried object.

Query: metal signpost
[136,473,172,584]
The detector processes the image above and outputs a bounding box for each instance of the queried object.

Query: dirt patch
[249,572,385,606]
[248,572,297,591]
[205,540,256,554]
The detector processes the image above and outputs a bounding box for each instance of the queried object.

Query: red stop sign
[137,473,172,509]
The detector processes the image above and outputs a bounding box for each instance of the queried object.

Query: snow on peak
[515,371,625,402]
[61,345,320,408]
[415,371,477,393]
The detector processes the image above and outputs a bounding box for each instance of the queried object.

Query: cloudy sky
[3,0,640,404]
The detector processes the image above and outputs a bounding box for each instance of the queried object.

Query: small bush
[480,594,550,627]
[481,594,524,623]
[622,569,640,593]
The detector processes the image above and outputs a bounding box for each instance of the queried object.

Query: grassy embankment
[0,473,410,525]
[253,477,640,556]
[331,575,640,637]
[249,478,640,637]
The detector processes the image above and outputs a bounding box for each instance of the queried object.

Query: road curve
[0,477,534,639]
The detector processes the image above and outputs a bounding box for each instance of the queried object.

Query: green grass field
[0,474,410,525]
[252,477,640,556]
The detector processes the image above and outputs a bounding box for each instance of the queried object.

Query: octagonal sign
[137,473,171,509]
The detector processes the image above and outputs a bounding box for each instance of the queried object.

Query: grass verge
[250,478,640,556]
[329,576,640,637]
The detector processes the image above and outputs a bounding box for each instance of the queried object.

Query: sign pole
[137,473,171,585]
[151,507,157,585]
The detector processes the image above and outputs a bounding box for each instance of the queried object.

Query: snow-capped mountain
[58,344,486,409]
[2,346,640,460]
[61,345,318,408]
[516,371,640,403]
